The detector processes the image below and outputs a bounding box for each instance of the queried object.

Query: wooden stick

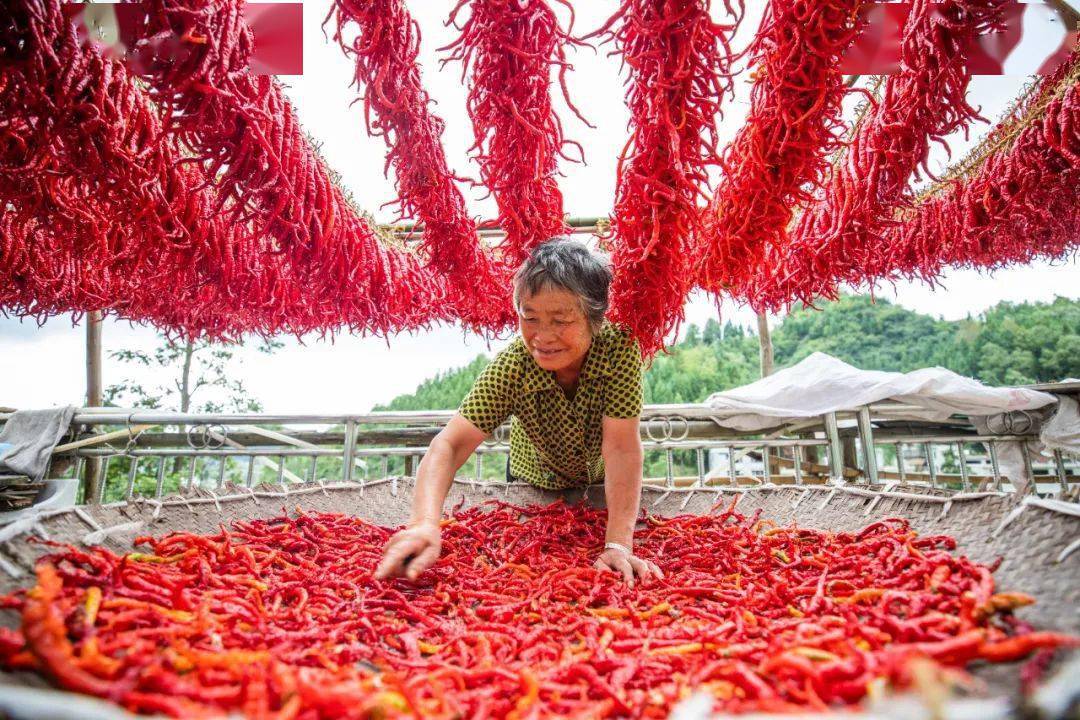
[54,425,157,453]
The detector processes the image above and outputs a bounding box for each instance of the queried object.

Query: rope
[913,55,1080,204]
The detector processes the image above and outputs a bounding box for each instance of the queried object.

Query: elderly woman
[375,238,662,586]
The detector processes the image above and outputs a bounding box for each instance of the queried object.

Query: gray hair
[513,237,611,333]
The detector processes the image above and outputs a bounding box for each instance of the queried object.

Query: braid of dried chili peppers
[328,0,516,335]
[697,0,864,302]
[0,0,262,338]
[130,0,454,337]
[882,47,1079,282]
[442,0,582,266]
[596,0,743,358]
[760,0,1008,311]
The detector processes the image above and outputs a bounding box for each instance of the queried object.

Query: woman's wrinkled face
[518,285,593,374]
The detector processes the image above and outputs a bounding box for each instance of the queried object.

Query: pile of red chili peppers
[2,500,1074,718]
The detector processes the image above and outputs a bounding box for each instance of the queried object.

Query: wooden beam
[1045,0,1079,29]
[85,311,102,407]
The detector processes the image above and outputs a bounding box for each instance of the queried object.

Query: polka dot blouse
[458,320,644,489]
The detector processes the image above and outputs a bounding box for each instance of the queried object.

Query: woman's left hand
[593,547,663,588]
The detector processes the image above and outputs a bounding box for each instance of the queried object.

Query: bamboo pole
[84,311,103,503]
[756,312,774,377]
[384,216,608,241]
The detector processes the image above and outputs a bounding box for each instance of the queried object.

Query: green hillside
[375,295,1080,411]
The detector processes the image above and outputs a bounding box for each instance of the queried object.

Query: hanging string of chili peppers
[2,501,1075,718]
[594,0,743,358]
[0,0,262,338]
[756,0,1008,311]
[880,47,1079,283]
[129,0,453,337]
[441,0,581,267]
[697,0,864,301]
[327,0,516,334]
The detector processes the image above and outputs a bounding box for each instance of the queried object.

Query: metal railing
[4,403,1075,505]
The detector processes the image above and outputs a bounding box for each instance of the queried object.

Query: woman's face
[518,285,593,374]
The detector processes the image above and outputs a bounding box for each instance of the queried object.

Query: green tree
[373,295,1080,413]
[105,337,282,413]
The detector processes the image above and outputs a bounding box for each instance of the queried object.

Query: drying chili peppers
[595,0,742,358]
[759,0,1008,311]
[0,0,262,339]
[328,0,516,334]
[881,45,1079,282]
[2,0,457,340]
[596,0,747,358]
[698,0,864,301]
[442,0,579,266]
[128,0,454,337]
[2,500,1073,718]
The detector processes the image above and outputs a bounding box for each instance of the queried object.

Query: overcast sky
[1,1,1077,413]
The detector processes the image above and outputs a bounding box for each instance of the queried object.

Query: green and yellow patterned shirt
[458,321,643,489]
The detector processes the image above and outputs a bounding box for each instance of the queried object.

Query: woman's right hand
[373,522,442,581]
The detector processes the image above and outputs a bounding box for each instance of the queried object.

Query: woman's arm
[374,414,486,579]
[597,416,662,586]
[601,416,643,546]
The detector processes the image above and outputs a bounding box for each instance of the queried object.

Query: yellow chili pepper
[637,602,671,619]
[83,586,102,629]
[587,607,629,619]
[651,642,703,656]
[791,646,840,662]
[507,669,540,720]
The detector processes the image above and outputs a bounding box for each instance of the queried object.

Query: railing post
[824,413,844,483]
[1021,442,1035,495]
[342,419,357,483]
[956,442,971,491]
[155,457,167,499]
[989,442,1002,491]
[856,407,879,486]
[126,458,139,500]
[924,443,938,489]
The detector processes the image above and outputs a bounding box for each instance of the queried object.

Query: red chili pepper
[327,0,517,334]
[759,0,1022,311]
[876,44,1079,285]
[591,0,744,358]
[976,632,1080,663]
[3,0,459,340]
[698,0,863,302]
[441,0,582,266]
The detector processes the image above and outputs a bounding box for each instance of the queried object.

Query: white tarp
[704,352,1057,431]
[703,353,1074,492]
[1042,395,1080,455]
